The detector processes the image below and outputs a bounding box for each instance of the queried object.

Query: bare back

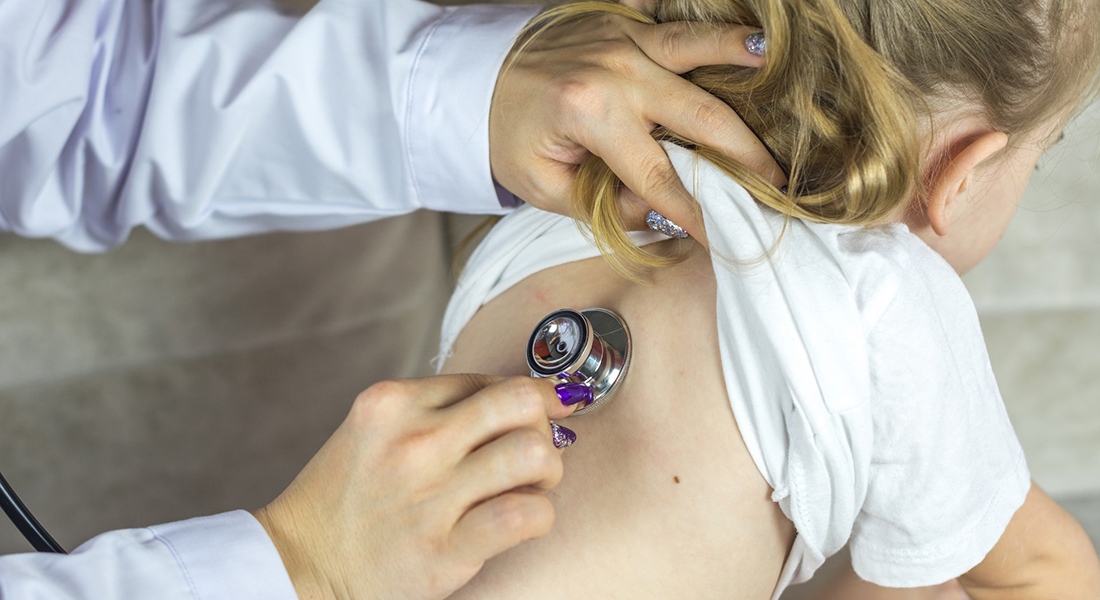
[442,239,794,600]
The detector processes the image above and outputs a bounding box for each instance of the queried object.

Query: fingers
[613,186,656,232]
[453,426,564,506]
[643,71,787,188]
[450,492,555,565]
[393,373,503,410]
[514,158,576,217]
[625,22,766,73]
[584,123,705,241]
[490,11,778,245]
[440,376,579,453]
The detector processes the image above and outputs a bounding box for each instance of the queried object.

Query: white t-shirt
[438,144,1030,597]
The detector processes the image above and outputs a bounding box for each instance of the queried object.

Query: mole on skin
[673,476,680,484]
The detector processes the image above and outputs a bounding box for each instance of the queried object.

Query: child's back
[438,147,1028,599]
[438,0,1100,595]
[440,218,794,600]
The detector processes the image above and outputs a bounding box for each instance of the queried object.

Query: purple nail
[555,382,593,406]
[551,423,577,448]
[780,185,789,194]
[745,32,766,56]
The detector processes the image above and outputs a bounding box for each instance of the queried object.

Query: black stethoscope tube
[0,469,66,553]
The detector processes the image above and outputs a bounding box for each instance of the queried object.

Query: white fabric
[0,511,295,600]
[0,0,539,251]
[0,0,537,597]
[438,143,1031,595]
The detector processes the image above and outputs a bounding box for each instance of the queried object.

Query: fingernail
[551,423,577,449]
[745,31,766,56]
[645,210,690,239]
[779,184,789,194]
[555,382,593,406]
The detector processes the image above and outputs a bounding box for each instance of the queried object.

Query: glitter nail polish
[551,423,577,449]
[745,31,766,56]
[645,210,690,239]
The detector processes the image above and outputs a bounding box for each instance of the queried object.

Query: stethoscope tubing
[0,469,66,553]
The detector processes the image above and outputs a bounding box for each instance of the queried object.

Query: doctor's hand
[489,9,786,243]
[252,375,578,600]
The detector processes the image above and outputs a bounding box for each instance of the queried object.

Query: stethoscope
[526,307,631,414]
[0,471,65,553]
[0,307,631,555]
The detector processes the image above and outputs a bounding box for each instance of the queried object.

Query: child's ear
[926,131,1009,236]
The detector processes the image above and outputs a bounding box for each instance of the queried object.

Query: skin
[442,240,795,600]
[436,114,1100,600]
[253,375,582,600]
[902,118,1045,275]
[489,13,787,243]
[251,15,783,600]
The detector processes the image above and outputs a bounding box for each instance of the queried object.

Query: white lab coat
[0,0,538,250]
[0,0,538,597]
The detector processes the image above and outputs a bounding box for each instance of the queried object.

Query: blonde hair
[516,0,1100,275]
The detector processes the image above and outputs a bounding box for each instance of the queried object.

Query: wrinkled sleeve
[0,510,296,600]
[0,0,539,251]
[848,237,1031,587]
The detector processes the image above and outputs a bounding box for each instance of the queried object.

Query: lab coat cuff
[149,510,298,600]
[407,4,541,214]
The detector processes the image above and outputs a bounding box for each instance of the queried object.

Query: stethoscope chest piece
[526,308,631,416]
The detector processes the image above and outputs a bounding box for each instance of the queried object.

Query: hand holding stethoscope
[251,306,631,600]
[252,374,584,600]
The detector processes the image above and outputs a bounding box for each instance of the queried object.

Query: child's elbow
[960,484,1100,600]
[960,551,1100,600]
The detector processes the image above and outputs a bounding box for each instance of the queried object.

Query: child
[436,0,1100,598]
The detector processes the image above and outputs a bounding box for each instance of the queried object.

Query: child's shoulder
[816,223,1031,589]
[816,221,975,335]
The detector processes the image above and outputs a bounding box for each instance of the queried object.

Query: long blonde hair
[514,0,1100,275]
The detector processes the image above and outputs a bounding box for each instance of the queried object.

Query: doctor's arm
[959,482,1100,600]
[0,0,776,252]
[0,0,541,250]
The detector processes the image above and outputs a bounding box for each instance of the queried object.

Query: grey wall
[963,100,1100,501]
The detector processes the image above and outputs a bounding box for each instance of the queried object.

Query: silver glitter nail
[645,210,690,239]
[745,32,766,56]
[551,423,576,449]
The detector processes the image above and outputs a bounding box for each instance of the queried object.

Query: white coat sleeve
[0,510,297,600]
[0,0,540,251]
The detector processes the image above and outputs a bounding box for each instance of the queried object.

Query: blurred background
[1,0,1096,591]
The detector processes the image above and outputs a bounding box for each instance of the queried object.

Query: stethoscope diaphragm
[526,308,631,416]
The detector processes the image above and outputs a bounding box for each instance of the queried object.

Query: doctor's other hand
[252,375,578,600]
[489,9,786,243]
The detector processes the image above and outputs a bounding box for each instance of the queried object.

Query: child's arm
[959,482,1100,600]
